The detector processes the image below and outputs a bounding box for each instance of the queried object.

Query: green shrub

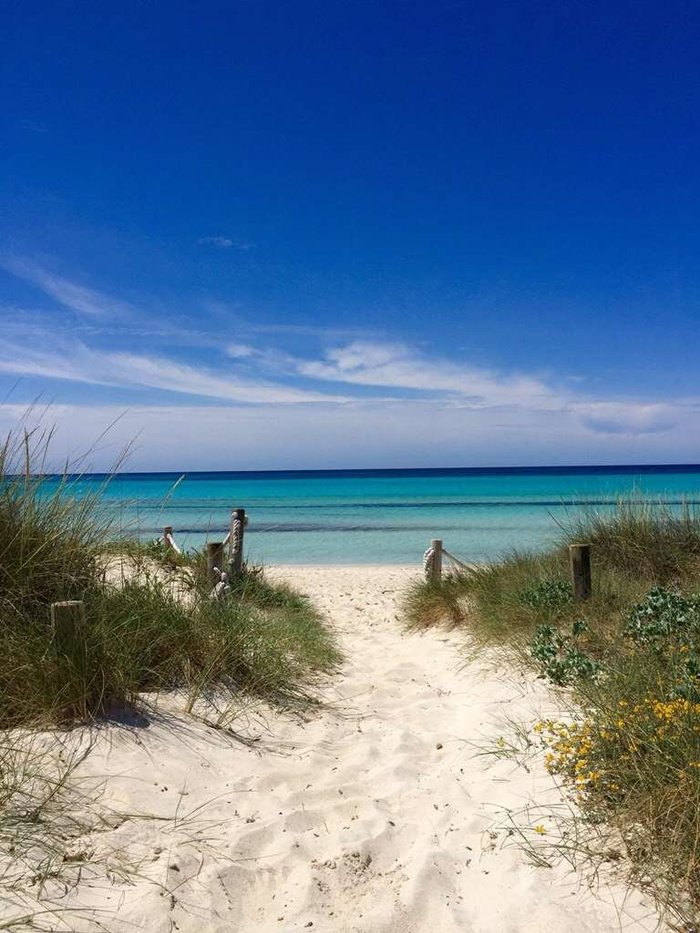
[531,620,599,686]
[624,585,700,647]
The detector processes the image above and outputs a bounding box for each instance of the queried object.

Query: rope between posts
[163,531,181,555]
[423,541,471,580]
[229,517,243,553]
[158,508,247,590]
[210,564,229,600]
[441,548,471,570]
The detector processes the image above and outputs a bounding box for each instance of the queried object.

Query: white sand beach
[3,566,663,932]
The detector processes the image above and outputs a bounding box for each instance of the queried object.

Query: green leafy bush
[624,585,700,647]
[531,619,599,686]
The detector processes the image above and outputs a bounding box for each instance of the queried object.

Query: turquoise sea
[55,466,700,565]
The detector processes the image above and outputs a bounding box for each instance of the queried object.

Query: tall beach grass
[0,428,340,728]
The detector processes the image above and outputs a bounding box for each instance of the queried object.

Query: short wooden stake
[51,600,89,716]
[228,508,246,576]
[569,543,592,600]
[51,600,86,656]
[430,538,443,581]
[207,541,225,588]
[162,526,182,555]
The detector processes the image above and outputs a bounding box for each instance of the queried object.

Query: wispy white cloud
[226,343,257,359]
[0,336,349,405]
[1,311,692,444]
[197,236,253,250]
[0,259,695,453]
[575,402,679,436]
[225,338,694,437]
[273,339,559,408]
[107,351,343,404]
[1,257,136,318]
[219,340,700,439]
[197,236,234,248]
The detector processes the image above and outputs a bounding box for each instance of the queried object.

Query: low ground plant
[530,619,599,686]
[401,498,700,921]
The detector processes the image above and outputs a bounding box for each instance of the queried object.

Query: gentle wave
[132,522,547,535]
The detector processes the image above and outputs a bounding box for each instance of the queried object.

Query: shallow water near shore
[44,464,700,564]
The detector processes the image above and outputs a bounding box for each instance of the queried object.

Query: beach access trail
[30,566,661,932]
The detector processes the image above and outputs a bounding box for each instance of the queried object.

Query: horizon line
[34,462,700,479]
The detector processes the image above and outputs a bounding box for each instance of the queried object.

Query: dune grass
[0,430,339,729]
[405,498,700,646]
[402,498,700,922]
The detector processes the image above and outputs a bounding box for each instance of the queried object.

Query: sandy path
[12,566,662,932]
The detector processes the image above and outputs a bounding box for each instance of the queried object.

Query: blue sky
[1,0,699,469]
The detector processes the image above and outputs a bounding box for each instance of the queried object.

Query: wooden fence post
[569,543,592,600]
[51,600,88,716]
[51,600,86,656]
[207,541,225,588]
[162,526,181,555]
[228,508,246,576]
[429,538,443,581]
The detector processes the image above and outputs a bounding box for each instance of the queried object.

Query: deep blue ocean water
[50,465,700,565]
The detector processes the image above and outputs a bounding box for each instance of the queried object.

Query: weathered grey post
[430,538,443,581]
[207,541,225,588]
[569,543,592,600]
[51,598,86,651]
[162,525,182,556]
[228,508,246,576]
[51,600,88,714]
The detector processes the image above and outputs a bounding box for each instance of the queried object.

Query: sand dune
[3,566,663,932]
